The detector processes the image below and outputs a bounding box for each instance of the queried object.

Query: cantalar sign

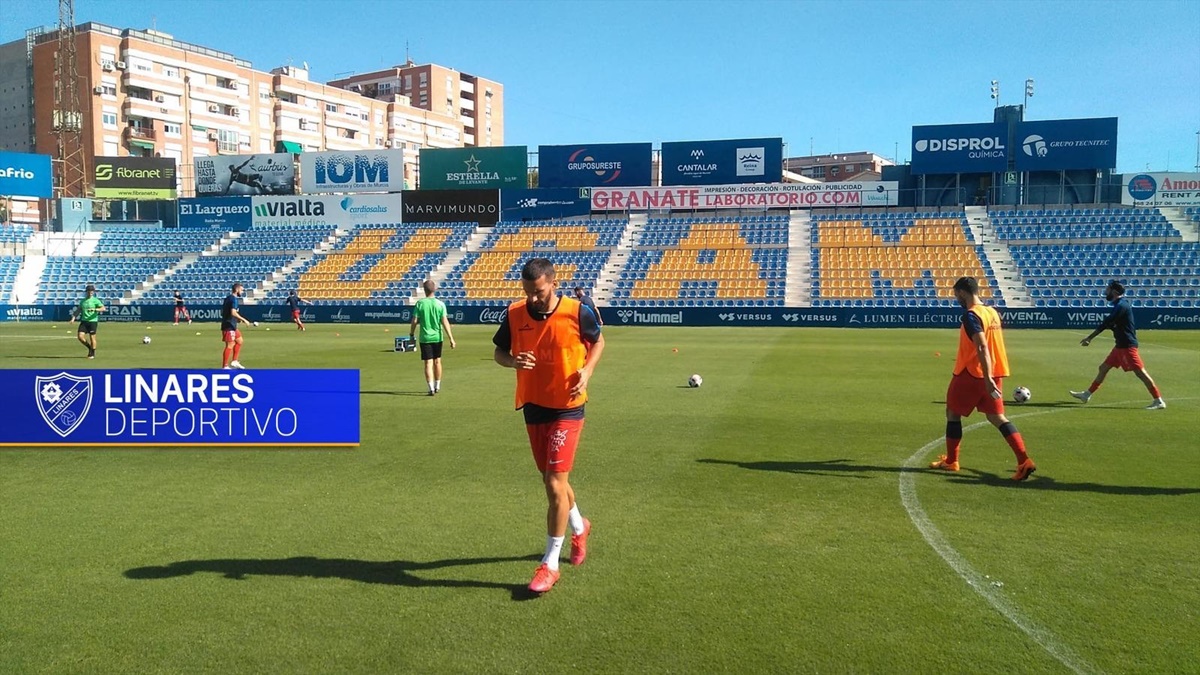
[419,146,527,190]
[94,157,177,199]
[1122,172,1200,206]
[660,138,783,186]
[301,149,405,194]
[590,182,898,210]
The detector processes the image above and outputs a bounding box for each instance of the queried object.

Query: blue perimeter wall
[3,304,1200,329]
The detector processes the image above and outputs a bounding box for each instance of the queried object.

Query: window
[101,84,117,97]
[134,61,152,72]
[326,103,338,113]
[361,112,369,121]
[404,75,412,89]
[163,67,178,78]
[419,72,427,83]
[164,123,181,136]
[810,166,826,178]
[845,164,855,173]
[380,82,392,92]
[217,128,238,153]
[829,166,840,176]
[103,141,119,155]
[375,136,384,147]
[260,91,271,101]
[101,112,118,129]
[299,119,309,130]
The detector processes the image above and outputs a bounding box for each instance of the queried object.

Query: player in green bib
[409,280,456,395]
[71,284,107,359]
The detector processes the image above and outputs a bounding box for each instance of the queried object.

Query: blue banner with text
[0,369,360,446]
[2,304,1199,329]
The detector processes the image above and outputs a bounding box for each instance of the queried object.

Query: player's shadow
[947,468,1200,496]
[697,458,918,479]
[361,390,438,397]
[928,400,1078,409]
[124,553,544,601]
[700,458,1200,496]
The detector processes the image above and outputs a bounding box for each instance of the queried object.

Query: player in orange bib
[930,277,1037,481]
[493,258,605,594]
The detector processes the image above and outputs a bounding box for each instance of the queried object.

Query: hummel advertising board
[194,153,296,196]
[300,149,405,194]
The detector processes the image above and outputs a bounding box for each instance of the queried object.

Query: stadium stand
[609,216,788,307]
[136,255,294,304]
[94,228,223,255]
[990,207,1179,241]
[0,225,35,246]
[220,225,337,253]
[809,211,1000,307]
[438,219,623,305]
[1,256,22,301]
[37,256,180,304]
[266,222,475,305]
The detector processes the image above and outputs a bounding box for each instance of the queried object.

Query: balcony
[123,98,185,124]
[125,125,157,141]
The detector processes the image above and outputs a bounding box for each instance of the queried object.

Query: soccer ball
[1013,386,1031,403]
[142,336,152,345]
[688,373,703,388]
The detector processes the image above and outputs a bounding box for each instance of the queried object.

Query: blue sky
[3,0,1197,173]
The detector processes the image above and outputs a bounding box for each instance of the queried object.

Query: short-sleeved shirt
[285,295,303,311]
[413,296,448,344]
[79,296,104,323]
[174,292,185,307]
[221,294,240,332]
[493,296,602,424]
[1101,297,1138,348]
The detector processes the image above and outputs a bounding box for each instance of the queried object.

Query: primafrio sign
[0,151,53,198]
[301,149,405,194]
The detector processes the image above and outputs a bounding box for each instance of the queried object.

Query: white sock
[542,536,565,570]
[434,379,441,392]
[427,380,435,392]
[569,504,585,534]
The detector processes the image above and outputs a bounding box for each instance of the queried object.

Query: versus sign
[537,143,653,188]
[0,369,359,446]
[590,182,898,211]
[1122,173,1200,207]
[501,188,591,220]
[1015,117,1117,171]
[402,189,500,225]
[661,138,783,185]
[94,157,177,199]
[0,151,53,198]
[301,149,405,194]
[194,153,295,196]
[178,197,253,231]
[251,194,402,227]
[419,146,527,190]
[910,123,1008,175]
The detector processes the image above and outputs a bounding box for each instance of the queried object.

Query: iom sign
[302,149,405,194]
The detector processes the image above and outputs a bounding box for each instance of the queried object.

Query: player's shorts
[526,418,585,473]
[947,372,1005,417]
[292,309,301,319]
[419,341,443,361]
[1104,347,1144,372]
[222,329,242,343]
[77,321,97,335]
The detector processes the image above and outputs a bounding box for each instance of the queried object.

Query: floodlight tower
[1024,79,1034,112]
[990,80,1000,108]
[54,0,87,198]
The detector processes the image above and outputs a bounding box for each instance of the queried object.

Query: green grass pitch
[1,321,1197,673]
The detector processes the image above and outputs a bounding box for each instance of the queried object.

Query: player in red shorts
[220,283,256,369]
[493,258,605,593]
[1070,281,1165,409]
[285,290,312,331]
[930,277,1037,481]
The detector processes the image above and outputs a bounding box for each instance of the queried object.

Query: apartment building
[328,63,504,148]
[13,22,501,196]
[784,152,893,182]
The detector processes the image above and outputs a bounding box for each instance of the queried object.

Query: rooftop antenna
[405,41,414,67]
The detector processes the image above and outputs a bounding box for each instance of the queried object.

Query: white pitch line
[900,407,1099,675]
